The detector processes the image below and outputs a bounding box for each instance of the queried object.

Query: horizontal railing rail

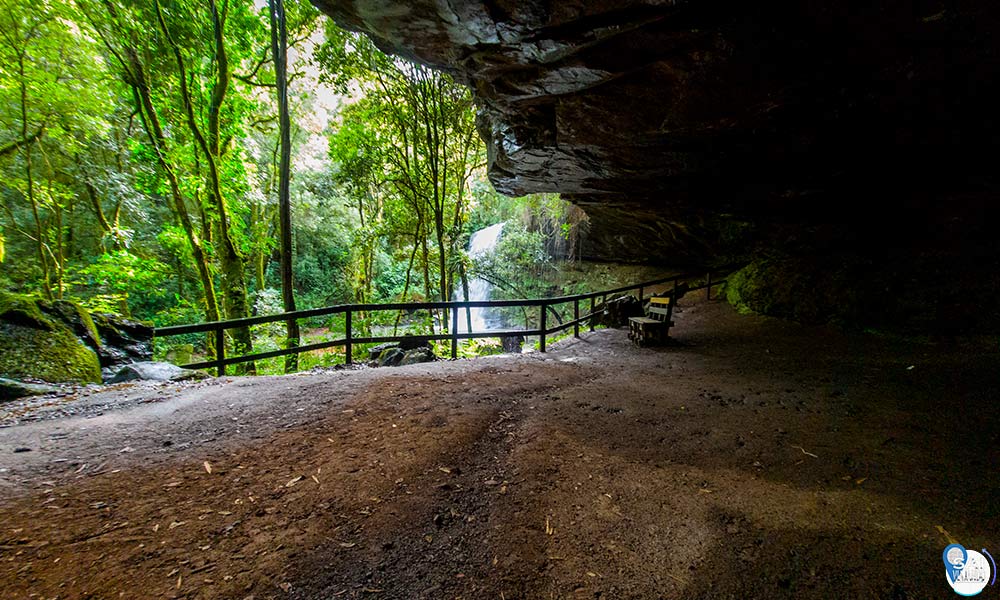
[154,266,737,375]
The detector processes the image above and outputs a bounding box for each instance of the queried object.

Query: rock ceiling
[312,0,1000,259]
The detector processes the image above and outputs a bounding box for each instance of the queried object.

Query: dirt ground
[1,297,998,599]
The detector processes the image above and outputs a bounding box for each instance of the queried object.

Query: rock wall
[0,292,153,384]
[312,1,1000,207]
[312,0,1000,330]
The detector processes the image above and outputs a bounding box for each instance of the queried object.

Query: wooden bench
[628,296,674,346]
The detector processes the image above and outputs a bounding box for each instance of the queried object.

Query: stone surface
[379,347,406,367]
[312,1,1000,228]
[399,347,436,366]
[376,343,437,367]
[0,378,60,401]
[312,0,1000,330]
[368,342,399,361]
[109,362,208,384]
[91,314,154,378]
[0,293,102,384]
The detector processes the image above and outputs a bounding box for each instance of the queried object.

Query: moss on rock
[724,256,862,326]
[0,291,56,331]
[0,292,102,384]
[47,300,102,350]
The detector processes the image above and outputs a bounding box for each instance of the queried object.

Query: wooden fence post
[638,286,644,302]
[451,306,459,359]
[574,299,580,338]
[706,271,712,300]
[539,302,547,352]
[215,327,226,377]
[345,309,352,365]
[589,297,595,332]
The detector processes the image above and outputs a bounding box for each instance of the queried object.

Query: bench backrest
[647,305,672,320]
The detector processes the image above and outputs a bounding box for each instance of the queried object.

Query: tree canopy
[0,0,585,373]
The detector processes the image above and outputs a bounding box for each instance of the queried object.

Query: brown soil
[1,298,998,599]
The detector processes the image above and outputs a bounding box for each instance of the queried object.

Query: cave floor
[1,298,998,599]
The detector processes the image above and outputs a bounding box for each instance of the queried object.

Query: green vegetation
[0,0,592,375]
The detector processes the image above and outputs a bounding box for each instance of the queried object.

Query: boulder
[368,342,399,361]
[379,347,405,367]
[109,361,208,383]
[0,292,102,384]
[400,347,436,365]
[91,313,154,377]
[0,377,60,401]
[376,343,437,367]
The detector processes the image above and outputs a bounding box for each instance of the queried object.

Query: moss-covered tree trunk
[155,0,254,374]
[125,56,221,341]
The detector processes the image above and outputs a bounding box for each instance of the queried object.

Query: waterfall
[458,222,505,333]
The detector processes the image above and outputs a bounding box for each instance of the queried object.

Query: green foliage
[0,2,588,375]
[71,250,169,315]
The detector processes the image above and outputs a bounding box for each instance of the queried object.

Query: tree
[268,0,299,372]
[0,0,109,300]
[319,25,484,332]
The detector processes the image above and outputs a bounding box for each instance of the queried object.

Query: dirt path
[1,298,998,599]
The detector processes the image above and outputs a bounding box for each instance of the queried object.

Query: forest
[0,0,595,374]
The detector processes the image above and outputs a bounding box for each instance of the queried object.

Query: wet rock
[379,348,405,367]
[91,314,153,374]
[369,342,399,361]
[400,347,436,366]
[109,361,209,383]
[0,378,60,401]
[378,343,437,367]
[0,292,102,384]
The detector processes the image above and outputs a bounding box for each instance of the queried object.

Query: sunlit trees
[319,26,485,333]
[0,0,111,300]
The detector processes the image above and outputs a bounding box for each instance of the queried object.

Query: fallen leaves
[285,476,303,488]
[203,461,212,474]
[791,445,818,458]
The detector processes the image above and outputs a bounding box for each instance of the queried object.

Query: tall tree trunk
[128,65,220,356]
[155,0,254,374]
[18,63,51,301]
[393,224,422,335]
[420,225,434,335]
[269,0,299,373]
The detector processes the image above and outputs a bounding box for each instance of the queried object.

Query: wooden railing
[154,268,733,375]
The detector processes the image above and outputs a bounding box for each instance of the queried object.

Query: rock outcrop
[0,292,155,384]
[313,1,1000,331]
[312,0,1000,333]
[0,378,60,401]
[0,293,103,384]
[370,338,438,367]
[312,1,1000,228]
[109,362,208,383]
